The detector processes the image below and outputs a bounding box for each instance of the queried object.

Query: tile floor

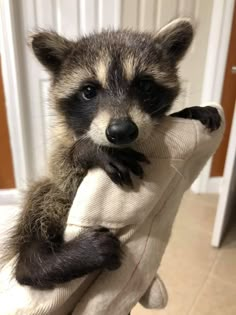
[132,191,236,315]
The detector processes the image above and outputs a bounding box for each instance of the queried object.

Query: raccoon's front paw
[197,106,221,131]
[84,227,122,271]
[171,106,221,132]
[97,148,149,187]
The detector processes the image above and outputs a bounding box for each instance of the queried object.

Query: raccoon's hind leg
[13,179,121,289]
[170,106,221,131]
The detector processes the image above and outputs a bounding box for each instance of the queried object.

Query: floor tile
[132,192,220,315]
[190,275,236,315]
[211,219,236,287]
[175,191,218,235]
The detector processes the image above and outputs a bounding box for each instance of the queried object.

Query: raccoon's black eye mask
[136,78,156,96]
[131,76,178,117]
[30,18,193,126]
[59,72,178,124]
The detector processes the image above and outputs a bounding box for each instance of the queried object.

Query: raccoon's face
[31,18,193,147]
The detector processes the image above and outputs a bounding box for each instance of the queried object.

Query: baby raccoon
[12,18,221,289]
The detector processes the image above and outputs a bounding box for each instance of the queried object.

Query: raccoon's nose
[106,119,139,145]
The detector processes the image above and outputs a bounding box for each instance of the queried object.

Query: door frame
[211,106,236,247]
[0,0,234,203]
[191,0,235,193]
[0,0,29,192]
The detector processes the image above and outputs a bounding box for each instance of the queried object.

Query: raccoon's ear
[30,31,74,74]
[155,18,194,64]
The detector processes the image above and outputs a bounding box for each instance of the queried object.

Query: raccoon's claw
[105,161,133,187]
[196,106,221,131]
[98,148,149,187]
[83,226,122,271]
[117,148,150,164]
[171,106,221,132]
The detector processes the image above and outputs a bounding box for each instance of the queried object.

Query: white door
[212,105,236,247]
[1,0,214,187]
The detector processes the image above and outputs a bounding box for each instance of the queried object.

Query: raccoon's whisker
[90,121,107,134]
[97,144,101,155]
[149,104,170,116]
[75,128,89,134]
[74,134,89,143]
[80,134,90,141]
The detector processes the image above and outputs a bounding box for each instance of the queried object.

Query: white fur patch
[157,17,192,36]
[129,107,156,144]
[87,111,111,146]
[54,57,110,100]
[138,63,178,89]
[123,56,177,89]
[54,68,92,99]
[95,58,110,87]
[123,56,137,81]
[87,106,157,147]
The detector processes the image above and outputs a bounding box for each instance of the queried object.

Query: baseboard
[0,189,19,205]
[207,177,222,194]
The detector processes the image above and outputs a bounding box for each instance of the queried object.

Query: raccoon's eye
[137,79,156,95]
[81,85,97,100]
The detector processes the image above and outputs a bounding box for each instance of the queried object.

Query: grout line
[187,251,222,315]
[210,272,236,289]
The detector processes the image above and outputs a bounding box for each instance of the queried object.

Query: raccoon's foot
[79,226,122,271]
[170,106,221,131]
[96,147,150,187]
[15,227,122,289]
